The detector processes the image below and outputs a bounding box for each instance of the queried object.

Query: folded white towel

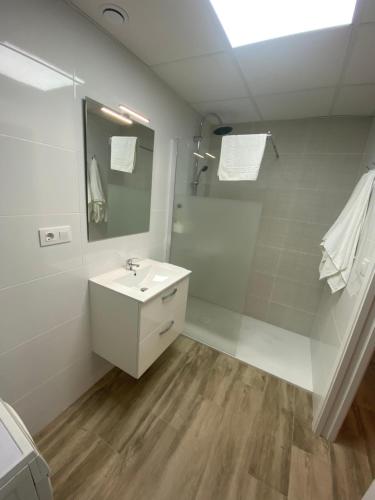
[110,136,137,173]
[87,156,107,224]
[217,134,267,181]
[320,170,375,293]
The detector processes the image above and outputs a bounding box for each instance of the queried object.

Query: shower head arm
[195,113,224,144]
[199,112,223,133]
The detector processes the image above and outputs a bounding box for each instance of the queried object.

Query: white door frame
[312,268,375,441]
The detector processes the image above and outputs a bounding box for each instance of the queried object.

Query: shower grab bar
[266,131,280,159]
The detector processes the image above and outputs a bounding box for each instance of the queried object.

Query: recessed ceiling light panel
[101,4,129,25]
[209,0,357,47]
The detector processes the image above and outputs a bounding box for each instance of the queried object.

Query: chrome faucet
[126,257,141,273]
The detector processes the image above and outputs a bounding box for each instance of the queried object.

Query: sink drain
[140,287,148,292]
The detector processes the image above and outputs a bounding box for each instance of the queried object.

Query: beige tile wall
[311,117,375,416]
[202,117,372,337]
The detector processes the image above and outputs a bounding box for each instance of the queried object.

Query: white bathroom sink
[115,265,170,289]
[89,259,191,302]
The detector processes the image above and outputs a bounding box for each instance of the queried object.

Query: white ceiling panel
[343,24,375,84]
[152,52,248,103]
[255,88,336,120]
[70,0,230,65]
[67,0,375,121]
[234,27,351,96]
[192,98,260,123]
[333,84,375,115]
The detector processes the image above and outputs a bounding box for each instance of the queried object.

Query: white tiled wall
[311,118,375,419]
[194,117,372,336]
[0,0,198,434]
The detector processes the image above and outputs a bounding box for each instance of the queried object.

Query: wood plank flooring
[331,354,375,500]
[35,336,373,500]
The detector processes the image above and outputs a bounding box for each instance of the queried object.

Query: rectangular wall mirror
[84,97,154,241]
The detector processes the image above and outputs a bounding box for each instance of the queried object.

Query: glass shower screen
[170,139,261,355]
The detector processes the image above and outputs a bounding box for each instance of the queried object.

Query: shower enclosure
[169,116,372,390]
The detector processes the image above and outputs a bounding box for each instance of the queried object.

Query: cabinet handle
[159,320,175,335]
[162,287,178,301]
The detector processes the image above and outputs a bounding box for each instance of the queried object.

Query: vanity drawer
[139,277,189,341]
[138,314,183,376]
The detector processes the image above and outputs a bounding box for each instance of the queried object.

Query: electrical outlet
[39,226,72,247]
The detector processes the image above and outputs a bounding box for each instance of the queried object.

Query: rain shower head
[195,113,233,140]
[213,125,233,136]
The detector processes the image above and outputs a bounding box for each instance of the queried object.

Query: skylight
[209,0,357,48]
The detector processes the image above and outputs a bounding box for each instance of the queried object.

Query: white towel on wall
[110,136,137,173]
[319,170,375,293]
[217,134,267,181]
[87,156,107,224]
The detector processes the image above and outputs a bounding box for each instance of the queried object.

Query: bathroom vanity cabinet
[89,260,190,378]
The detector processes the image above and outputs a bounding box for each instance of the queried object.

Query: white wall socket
[39,226,72,247]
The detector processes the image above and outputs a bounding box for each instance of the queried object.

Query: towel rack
[138,145,154,153]
[108,137,153,153]
[266,131,280,159]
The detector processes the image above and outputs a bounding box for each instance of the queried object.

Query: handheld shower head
[196,165,208,182]
[192,165,209,194]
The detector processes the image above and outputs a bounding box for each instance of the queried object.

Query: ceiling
[68,0,375,122]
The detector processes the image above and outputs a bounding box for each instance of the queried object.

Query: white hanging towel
[87,156,107,224]
[319,170,375,293]
[217,134,267,181]
[110,136,137,173]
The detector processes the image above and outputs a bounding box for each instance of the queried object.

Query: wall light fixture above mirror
[119,104,150,124]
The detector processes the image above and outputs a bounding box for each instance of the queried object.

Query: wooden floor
[35,336,373,500]
[334,353,375,499]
